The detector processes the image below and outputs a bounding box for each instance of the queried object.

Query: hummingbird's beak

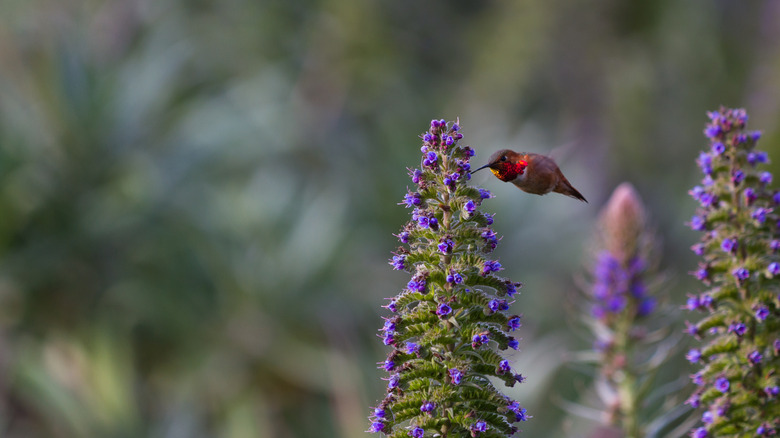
[470,163,492,175]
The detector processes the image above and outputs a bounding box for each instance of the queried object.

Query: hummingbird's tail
[556,179,588,203]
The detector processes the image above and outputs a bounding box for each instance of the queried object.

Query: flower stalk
[686,107,780,437]
[369,119,528,437]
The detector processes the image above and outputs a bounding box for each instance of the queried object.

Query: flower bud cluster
[686,107,780,437]
[580,183,673,437]
[369,119,527,437]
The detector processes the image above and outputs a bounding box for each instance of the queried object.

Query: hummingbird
[471,149,587,202]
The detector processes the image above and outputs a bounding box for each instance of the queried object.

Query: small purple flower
[448,368,463,385]
[437,238,453,254]
[764,386,779,397]
[451,123,460,132]
[479,188,492,199]
[744,187,758,205]
[721,237,738,253]
[685,393,701,408]
[711,142,726,155]
[702,411,714,424]
[381,359,395,371]
[732,169,745,185]
[464,199,476,214]
[691,243,706,256]
[445,136,454,146]
[513,406,528,422]
[686,349,702,363]
[470,420,487,434]
[689,215,706,231]
[402,192,422,208]
[732,267,750,281]
[397,230,410,243]
[423,133,433,143]
[411,168,423,184]
[752,207,771,224]
[391,255,406,270]
[700,294,714,308]
[382,332,395,345]
[728,322,747,336]
[420,401,435,413]
[637,297,655,316]
[755,306,769,322]
[748,350,762,364]
[417,215,430,229]
[691,427,707,438]
[436,303,452,318]
[368,421,386,433]
[406,341,420,355]
[446,271,463,284]
[760,171,773,184]
[704,124,722,139]
[506,281,519,296]
[408,278,426,292]
[430,119,440,128]
[385,374,399,390]
[373,407,387,419]
[507,315,522,331]
[768,262,780,276]
[428,217,438,230]
[482,260,503,276]
[508,338,519,350]
[498,359,511,374]
[691,372,704,386]
[694,266,709,281]
[715,377,730,393]
[697,152,712,174]
[409,427,424,438]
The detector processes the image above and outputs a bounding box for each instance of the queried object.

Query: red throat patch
[490,160,527,182]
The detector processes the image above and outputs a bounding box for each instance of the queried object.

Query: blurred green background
[1,1,779,437]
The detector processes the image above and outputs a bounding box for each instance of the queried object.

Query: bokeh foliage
[0,1,779,437]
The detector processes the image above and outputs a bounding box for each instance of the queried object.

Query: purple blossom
[391,255,406,270]
[755,306,769,322]
[409,427,424,438]
[437,238,454,254]
[732,267,750,281]
[686,349,702,363]
[482,260,502,275]
[402,192,422,208]
[464,200,476,213]
[406,341,420,355]
[702,411,714,424]
[689,215,706,231]
[691,243,706,256]
[691,427,707,438]
[397,230,410,243]
[448,368,463,384]
[752,207,771,224]
[715,377,730,393]
[382,359,395,371]
[748,350,762,364]
[685,393,701,408]
[721,237,738,253]
[760,171,773,184]
[744,187,758,204]
[408,276,426,292]
[712,142,726,155]
[451,123,460,132]
[436,303,452,318]
[411,168,423,184]
[508,338,519,350]
[728,322,747,336]
[768,262,780,276]
[694,266,709,281]
[704,124,722,139]
[445,136,454,146]
[732,169,745,185]
[420,401,435,413]
[470,421,487,434]
[498,359,511,374]
[764,386,779,397]
[507,315,522,331]
[382,332,394,345]
[372,407,386,419]
[368,421,386,433]
[479,188,493,199]
[385,374,399,389]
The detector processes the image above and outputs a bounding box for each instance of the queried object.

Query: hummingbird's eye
[500,156,507,162]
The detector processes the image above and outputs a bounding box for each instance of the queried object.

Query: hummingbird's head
[472,149,528,182]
